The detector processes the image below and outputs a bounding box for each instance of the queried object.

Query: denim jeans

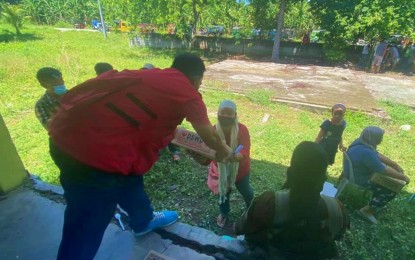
[219,174,254,215]
[50,141,153,260]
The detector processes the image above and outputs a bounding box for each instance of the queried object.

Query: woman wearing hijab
[234,141,349,259]
[192,100,254,228]
[346,126,410,224]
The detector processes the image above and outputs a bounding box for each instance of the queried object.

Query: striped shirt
[35,91,60,128]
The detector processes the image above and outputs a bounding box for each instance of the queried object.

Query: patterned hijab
[216,100,239,203]
[354,126,384,150]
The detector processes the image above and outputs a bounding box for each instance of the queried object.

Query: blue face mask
[53,85,67,95]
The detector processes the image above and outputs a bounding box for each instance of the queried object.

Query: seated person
[191,100,254,228]
[234,141,349,259]
[346,126,410,224]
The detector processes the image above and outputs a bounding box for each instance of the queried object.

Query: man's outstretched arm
[191,122,231,162]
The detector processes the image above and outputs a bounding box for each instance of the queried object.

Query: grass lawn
[1,24,414,259]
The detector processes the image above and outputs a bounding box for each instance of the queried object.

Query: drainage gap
[156,229,242,260]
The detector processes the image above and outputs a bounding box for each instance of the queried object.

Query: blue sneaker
[135,210,178,236]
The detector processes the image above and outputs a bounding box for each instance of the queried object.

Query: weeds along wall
[130,33,364,61]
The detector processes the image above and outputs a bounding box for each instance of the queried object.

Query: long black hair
[283,141,328,222]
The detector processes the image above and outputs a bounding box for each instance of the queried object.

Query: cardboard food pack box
[370,173,406,193]
[171,128,216,160]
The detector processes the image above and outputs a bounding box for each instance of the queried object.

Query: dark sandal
[216,214,228,228]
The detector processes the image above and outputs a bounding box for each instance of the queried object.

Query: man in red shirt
[48,53,230,260]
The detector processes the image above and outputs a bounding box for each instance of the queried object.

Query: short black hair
[36,67,62,82]
[171,53,205,80]
[94,62,113,75]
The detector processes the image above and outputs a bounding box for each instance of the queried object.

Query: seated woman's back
[234,142,350,259]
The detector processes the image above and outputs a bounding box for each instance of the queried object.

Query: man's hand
[215,146,232,162]
[192,123,231,160]
[393,163,404,174]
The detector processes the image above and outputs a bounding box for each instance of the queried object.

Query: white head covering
[216,100,239,204]
[219,100,237,112]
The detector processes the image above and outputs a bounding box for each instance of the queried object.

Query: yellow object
[115,20,132,32]
[0,114,27,194]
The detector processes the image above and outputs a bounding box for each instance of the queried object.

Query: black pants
[219,174,254,215]
[50,141,153,260]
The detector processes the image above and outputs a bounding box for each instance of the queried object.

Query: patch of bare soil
[203,59,415,112]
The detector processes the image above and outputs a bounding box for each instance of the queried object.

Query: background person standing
[35,67,67,129]
[371,39,388,73]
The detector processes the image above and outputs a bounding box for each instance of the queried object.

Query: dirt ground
[204,59,415,113]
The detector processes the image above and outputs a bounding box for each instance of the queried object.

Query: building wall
[0,114,27,194]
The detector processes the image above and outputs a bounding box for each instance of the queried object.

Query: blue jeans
[219,174,254,215]
[50,141,153,260]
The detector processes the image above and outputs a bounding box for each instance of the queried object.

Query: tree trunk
[271,0,287,62]
[190,0,200,49]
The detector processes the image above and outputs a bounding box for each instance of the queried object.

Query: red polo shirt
[49,68,210,175]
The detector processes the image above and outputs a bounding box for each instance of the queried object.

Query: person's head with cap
[217,100,237,130]
[331,103,346,124]
[94,62,113,76]
[171,53,205,91]
[36,67,67,96]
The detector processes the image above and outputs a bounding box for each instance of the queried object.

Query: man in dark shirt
[34,67,67,128]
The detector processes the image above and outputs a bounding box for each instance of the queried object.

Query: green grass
[1,24,414,258]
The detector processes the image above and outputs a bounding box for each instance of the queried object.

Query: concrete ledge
[30,174,64,195]
[163,222,245,254]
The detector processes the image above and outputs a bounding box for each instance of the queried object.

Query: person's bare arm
[378,153,404,173]
[384,165,410,183]
[378,153,410,183]
[339,137,347,151]
[315,128,325,142]
[191,123,230,162]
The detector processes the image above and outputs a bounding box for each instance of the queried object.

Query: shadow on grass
[0,30,43,43]
[144,151,288,236]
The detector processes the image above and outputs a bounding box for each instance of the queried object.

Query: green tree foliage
[1,3,26,35]
[22,0,98,25]
[18,0,414,51]
[201,0,252,32]
[284,0,314,37]
[310,0,415,46]
[99,0,251,37]
[250,0,280,30]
